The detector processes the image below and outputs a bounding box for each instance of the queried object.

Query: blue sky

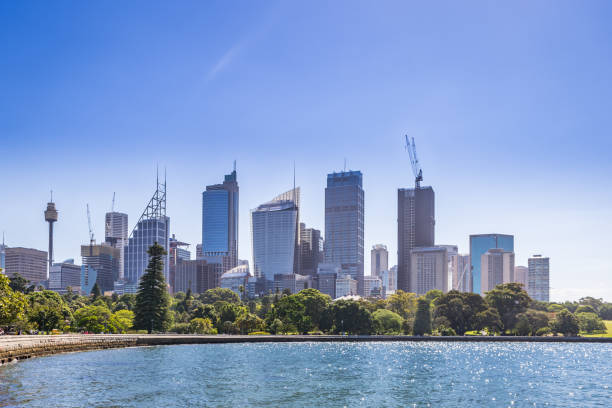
[1,1,611,301]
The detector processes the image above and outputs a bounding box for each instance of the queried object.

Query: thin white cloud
[206,42,244,81]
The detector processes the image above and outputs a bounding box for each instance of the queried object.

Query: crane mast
[405,135,423,189]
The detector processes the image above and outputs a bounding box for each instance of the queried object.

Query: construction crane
[111,192,116,212]
[405,135,423,189]
[86,204,95,248]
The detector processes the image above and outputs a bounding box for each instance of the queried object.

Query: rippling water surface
[0,342,610,407]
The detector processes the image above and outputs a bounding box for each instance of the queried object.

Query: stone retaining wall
[1,334,610,365]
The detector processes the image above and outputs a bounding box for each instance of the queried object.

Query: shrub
[438,326,456,336]
[372,309,403,334]
[536,327,552,336]
[169,322,190,334]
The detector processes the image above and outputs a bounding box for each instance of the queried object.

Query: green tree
[133,243,171,333]
[331,300,373,334]
[433,291,489,335]
[74,304,112,333]
[109,309,134,333]
[550,309,580,337]
[413,298,432,336]
[598,303,612,320]
[235,313,264,334]
[578,297,603,312]
[547,304,566,313]
[199,288,241,305]
[90,282,102,299]
[576,312,606,333]
[424,289,443,303]
[474,307,502,334]
[274,294,306,330]
[9,273,31,294]
[269,318,284,334]
[294,289,331,329]
[386,290,417,320]
[575,305,597,314]
[514,309,549,336]
[27,291,70,333]
[372,309,403,334]
[485,283,531,332]
[0,273,27,329]
[189,317,216,334]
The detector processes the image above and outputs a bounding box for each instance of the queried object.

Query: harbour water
[0,341,610,407]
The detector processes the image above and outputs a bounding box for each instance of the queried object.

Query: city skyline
[1,2,611,301]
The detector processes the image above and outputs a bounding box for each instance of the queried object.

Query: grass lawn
[582,320,612,338]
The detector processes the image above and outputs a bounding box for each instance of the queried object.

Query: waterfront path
[1,334,611,365]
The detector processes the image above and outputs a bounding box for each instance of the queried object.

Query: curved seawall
[1,334,611,365]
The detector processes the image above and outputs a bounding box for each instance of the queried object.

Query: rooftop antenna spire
[50,190,53,203]
[233,160,236,173]
[343,158,346,172]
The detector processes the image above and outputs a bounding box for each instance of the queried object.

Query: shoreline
[1,334,611,365]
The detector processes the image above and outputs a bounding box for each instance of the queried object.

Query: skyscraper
[105,211,128,280]
[370,244,388,278]
[124,176,170,289]
[81,244,120,293]
[251,188,300,290]
[168,234,190,293]
[528,255,550,302]
[201,168,239,274]
[410,246,448,295]
[299,223,323,276]
[469,234,514,295]
[324,171,364,294]
[480,248,515,293]
[397,186,435,292]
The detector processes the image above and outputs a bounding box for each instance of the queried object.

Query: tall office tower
[370,244,388,278]
[0,241,6,271]
[469,234,514,295]
[44,196,58,272]
[48,259,81,294]
[124,176,170,290]
[439,245,458,290]
[528,255,550,302]
[174,259,219,294]
[514,265,528,288]
[397,187,435,292]
[324,171,364,294]
[410,246,448,295]
[105,211,128,280]
[480,248,515,293]
[201,168,239,274]
[81,244,120,293]
[451,254,470,292]
[299,223,323,276]
[3,247,47,284]
[168,234,190,293]
[251,188,300,290]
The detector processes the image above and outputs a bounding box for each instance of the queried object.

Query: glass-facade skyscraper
[324,171,364,294]
[469,233,514,295]
[528,255,549,302]
[251,188,300,288]
[124,178,169,290]
[201,169,238,273]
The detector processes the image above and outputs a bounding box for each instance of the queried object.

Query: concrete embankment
[1,334,611,365]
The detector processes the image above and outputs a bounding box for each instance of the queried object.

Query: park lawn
[582,320,612,338]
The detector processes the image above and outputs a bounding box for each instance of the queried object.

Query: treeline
[1,243,609,337]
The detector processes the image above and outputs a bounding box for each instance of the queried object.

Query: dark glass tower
[397,186,435,292]
[201,168,239,274]
[324,171,364,295]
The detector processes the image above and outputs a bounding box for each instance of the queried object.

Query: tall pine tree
[413,297,432,336]
[134,242,171,333]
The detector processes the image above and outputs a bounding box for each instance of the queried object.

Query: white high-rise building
[363,275,382,297]
[410,246,448,295]
[105,212,128,280]
[528,255,549,302]
[481,249,515,293]
[251,188,299,290]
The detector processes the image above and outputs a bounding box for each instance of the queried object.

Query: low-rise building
[220,264,251,299]
[336,274,358,298]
